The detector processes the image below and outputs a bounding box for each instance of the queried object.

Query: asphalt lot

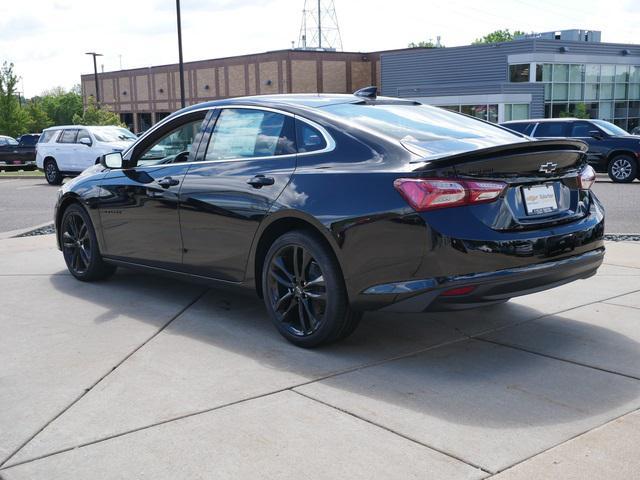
[1,235,640,479]
[1,175,638,235]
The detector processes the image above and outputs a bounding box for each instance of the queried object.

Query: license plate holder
[522,184,558,215]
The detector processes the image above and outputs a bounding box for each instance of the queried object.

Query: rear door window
[533,122,568,138]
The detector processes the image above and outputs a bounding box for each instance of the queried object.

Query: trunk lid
[409,139,592,231]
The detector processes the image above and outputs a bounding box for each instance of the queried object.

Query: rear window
[533,122,568,138]
[322,103,519,143]
[19,135,38,146]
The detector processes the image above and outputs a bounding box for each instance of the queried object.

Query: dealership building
[381,30,640,130]
[82,29,640,132]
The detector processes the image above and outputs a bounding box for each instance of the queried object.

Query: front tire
[262,230,361,348]
[608,155,637,183]
[61,204,116,281]
[44,159,63,185]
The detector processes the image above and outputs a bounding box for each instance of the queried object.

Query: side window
[77,130,92,144]
[136,117,206,167]
[58,129,78,143]
[502,123,530,134]
[0,138,7,146]
[296,121,327,153]
[204,108,295,161]
[570,122,596,137]
[533,122,568,138]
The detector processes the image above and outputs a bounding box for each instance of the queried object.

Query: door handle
[157,176,180,188]
[247,175,275,188]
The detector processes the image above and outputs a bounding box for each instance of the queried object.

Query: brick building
[81,48,400,133]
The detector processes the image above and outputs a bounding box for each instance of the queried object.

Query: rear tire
[262,230,361,348]
[44,159,63,185]
[61,204,116,281]
[608,155,637,183]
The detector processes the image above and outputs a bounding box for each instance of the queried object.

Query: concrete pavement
[1,235,640,478]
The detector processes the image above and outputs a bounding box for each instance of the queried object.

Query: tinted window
[204,109,295,161]
[19,135,38,146]
[0,138,7,146]
[59,130,78,143]
[296,121,327,153]
[323,103,518,144]
[509,64,530,82]
[569,122,595,137]
[533,122,568,138]
[503,122,533,134]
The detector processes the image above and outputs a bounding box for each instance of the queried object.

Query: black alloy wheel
[61,204,116,281]
[45,159,63,185]
[608,155,637,183]
[262,230,361,348]
[268,244,327,336]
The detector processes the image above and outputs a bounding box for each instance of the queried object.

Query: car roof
[502,118,582,124]
[176,93,417,115]
[42,125,127,131]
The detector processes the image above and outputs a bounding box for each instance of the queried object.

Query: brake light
[441,286,476,296]
[393,178,506,211]
[577,165,596,190]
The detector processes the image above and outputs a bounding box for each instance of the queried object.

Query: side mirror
[589,130,604,140]
[100,152,123,169]
[79,137,92,146]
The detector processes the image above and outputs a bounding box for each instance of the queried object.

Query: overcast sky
[2,0,639,97]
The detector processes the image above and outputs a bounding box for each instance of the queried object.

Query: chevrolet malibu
[54,90,605,347]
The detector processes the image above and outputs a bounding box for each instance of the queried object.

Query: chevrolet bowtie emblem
[538,162,558,174]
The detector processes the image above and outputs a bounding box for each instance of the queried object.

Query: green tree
[560,103,590,119]
[0,62,30,137]
[39,86,83,125]
[473,29,526,44]
[25,98,53,132]
[72,97,124,126]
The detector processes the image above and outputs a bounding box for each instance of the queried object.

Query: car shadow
[48,267,640,429]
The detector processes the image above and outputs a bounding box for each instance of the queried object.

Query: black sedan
[54,90,605,347]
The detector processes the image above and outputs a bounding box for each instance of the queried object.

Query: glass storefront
[514,62,640,131]
[439,104,498,122]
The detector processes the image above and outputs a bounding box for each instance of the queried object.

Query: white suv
[36,125,137,185]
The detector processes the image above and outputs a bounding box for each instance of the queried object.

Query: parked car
[55,91,604,347]
[501,118,640,183]
[36,125,137,185]
[0,134,39,171]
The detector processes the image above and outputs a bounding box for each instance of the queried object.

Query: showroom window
[535,62,640,131]
[504,104,530,122]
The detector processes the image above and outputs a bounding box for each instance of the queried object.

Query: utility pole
[85,52,103,105]
[317,0,322,49]
[176,0,186,109]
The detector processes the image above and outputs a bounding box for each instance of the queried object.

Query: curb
[0,222,54,241]
[0,175,45,180]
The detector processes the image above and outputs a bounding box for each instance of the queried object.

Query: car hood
[100,140,135,151]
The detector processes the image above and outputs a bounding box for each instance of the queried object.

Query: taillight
[577,165,596,190]
[393,178,506,211]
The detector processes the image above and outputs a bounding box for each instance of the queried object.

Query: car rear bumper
[0,160,36,168]
[365,247,604,312]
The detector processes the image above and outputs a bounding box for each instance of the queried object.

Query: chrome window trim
[122,104,336,168]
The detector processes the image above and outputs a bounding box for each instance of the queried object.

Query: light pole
[85,52,103,106]
[176,0,186,109]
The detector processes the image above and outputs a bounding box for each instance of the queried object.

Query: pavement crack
[0,288,209,469]
[292,389,492,475]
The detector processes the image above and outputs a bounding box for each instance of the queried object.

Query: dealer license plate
[522,184,558,215]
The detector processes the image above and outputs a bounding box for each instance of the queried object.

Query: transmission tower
[297,0,343,51]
